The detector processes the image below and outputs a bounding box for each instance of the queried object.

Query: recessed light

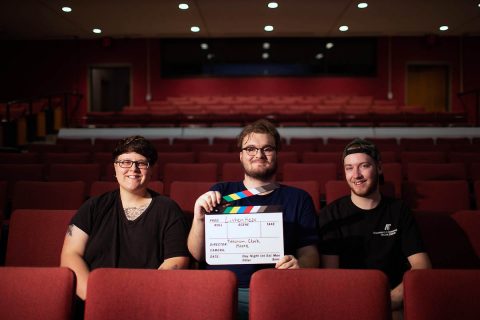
[315,53,324,59]
[179,3,189,10]
[264,25,274,32]
[92,28,102,34]
[326,42,334,49]
[267,2,279,9]
[191,26,200,32]
[62,6,72,13]
[263,42,270,49]
[200,43,208,50]
[357,2,368,9]
[262,52,269,59]
[439,25,449,31]
[339,25,349,32]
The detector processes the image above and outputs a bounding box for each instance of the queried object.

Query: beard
[350,171,379,197]
[244,160,277,180]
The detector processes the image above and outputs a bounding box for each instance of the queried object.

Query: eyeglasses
[115,160,150,169]
[242,146,276,156]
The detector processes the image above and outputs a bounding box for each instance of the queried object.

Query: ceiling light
[267,2,279,9]
[439,25,449,31]
[262,52,269,59]
[339,25,349,32]
[62,7,72,13]
[263,42,270,49]
[315,53,324,59]
[179,3,189,10]
[190,26,200,32]
[92,28,102,34]
[326,42,334,49]
[207,53,214,60]
[264,25,274,32]
[200,43,208,50]
[357,2,368,9]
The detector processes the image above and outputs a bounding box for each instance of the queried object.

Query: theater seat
[283,163,337,198]
[451,210,480,259]
[406,163,466,181]
[404,269,480,320]
[402,180,470,214]
[0,267,75,320]
[85,269,237,320]
[414,212,479,268]
[6,209,76,266]
[282,180,321,213]
[169,181,216,219]
[163,163,217,195]
[250,269,390,320]
[12,181,86,210]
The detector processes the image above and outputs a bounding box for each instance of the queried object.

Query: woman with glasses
[61,135,189,313]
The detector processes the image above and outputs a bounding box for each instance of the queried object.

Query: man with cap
[318,138,431,317]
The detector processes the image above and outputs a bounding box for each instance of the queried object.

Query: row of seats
[1,266,479,319]
[2,179,480,224]
[4,209,479,269]
[5,149,480,165]
[21,136,480,152]
[3,159,480,183]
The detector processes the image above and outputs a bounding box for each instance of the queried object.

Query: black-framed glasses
[115,160,150,169]
[242,146,276,156]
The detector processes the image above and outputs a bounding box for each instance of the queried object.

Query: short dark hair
[112,136,158,166]
[236,119,281,150]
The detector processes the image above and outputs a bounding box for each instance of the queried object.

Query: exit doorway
[406,64,450,112]
[90,66,131,112]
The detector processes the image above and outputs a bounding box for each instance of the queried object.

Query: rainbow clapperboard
[205,184,284,265]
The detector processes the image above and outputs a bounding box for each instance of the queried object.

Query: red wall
[1,36,478,123]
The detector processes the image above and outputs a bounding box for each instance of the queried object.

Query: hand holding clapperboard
[204,183,284,265]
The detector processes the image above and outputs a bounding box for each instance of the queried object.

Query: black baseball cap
[342,138,381,163]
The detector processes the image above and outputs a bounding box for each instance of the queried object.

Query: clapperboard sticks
[212,183,281,214]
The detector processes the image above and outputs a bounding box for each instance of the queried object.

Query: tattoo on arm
[66,224,73,236]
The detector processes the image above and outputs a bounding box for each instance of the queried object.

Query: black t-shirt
[71,189,189,270]
[318,195,425,288]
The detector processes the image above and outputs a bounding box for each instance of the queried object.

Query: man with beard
[318,138,431,318]
[188,119,319,319]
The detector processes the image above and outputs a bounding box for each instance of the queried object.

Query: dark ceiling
[1,0,479,40]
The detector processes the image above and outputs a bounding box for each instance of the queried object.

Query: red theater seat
[0,267,75,320]
[406,163,467,181]
[282,180,321,213]
[414,212,479,268]
[169,181,215,218]
[402,180,470,214]
[6,209,75,266]
[156,152,195,180]
[12,181,86,210]
[222,162,244,181]
[163,163,217,195]
[283,163,338,198]
[451,210,480,259]
[250,269,390,320]
[0,164,45,198]
[404,269,480,320]
[0,152,40,164]
[85,269,237,320]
